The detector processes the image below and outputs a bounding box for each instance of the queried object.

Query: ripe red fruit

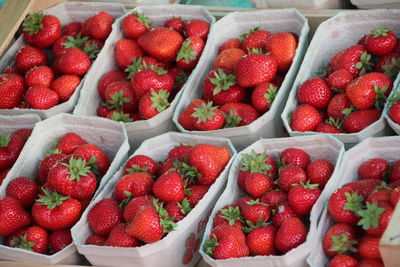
[51,74,81,102]
[280,148,310,170]
[213,204,244,229]
[358,236,382,261]
[88,198,123,236]
[114,39,145,70]
[6,177,38,208]
[85,235,106,246]
[0,196,31,235]
[57,132,86,155]
[246,225,276,256]
[214,48,245,71]
[365,28,398,56]
[59,47,91,76]
[390,160,400,182]
[122,12,152,39]
[49,229,72,253]
[89,12,114,41]
[291,104,322,132]
[389,101,400,125]
[138,89,170,119]
[191,102,224,131]
[98,70,127,100]
[329,255,358,267]
[288,181,321,215]
[104,81,137,113]
[357,201,393,237]
[176,36,204,71]
[260,190,287,209]
[184,19,210,41]
[328,187,361,224]
[104,223,140,247]
[220,102,260,127]
[272,202,298,227]
[275,217,307,253]
[9,225,49,254]
[114,172,154,202]
[164,17,184,34]
[244,172,274,198]
[63,21,81,37]
[130,68,174,99]
[327,93,352,121]
[152,171,185,203]
[72,143,110,176]
[241,28,271,51]
[178,99,206,131]
[358,158,389,180]
[22,13,61,48]
[219,38,241,53]
[306,159,334,188]
[327,69,354,91]
[251,82,278,113]
[124,155,158,176]
[323,223,357,257]
[15,46,47,73]
[25,66,54,88]
[25,86,59,110]
[297,77,332,109]
[268,32,297,72]
[0,73,25,109]
[330,45,371,76]
[342,109,381,133]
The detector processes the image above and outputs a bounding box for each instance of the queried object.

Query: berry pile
[0,128,32,184]
[96,13,210,122]
[0,132,111,254]
[324,158,400,266]
[0,11,114,110]
[290,27,399,134]
[204,148,334,259]
[178,28,298,131]
[85,143,230,247]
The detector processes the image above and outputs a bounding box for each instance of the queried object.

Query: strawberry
[317,120,344,133]
[85,235,106,246]
[184,19,210,41]
[346,72,392,110]
[57,132,87,155]
[329,255,358,267]
[358,236,382,261]
[105,223,140,247]
[124,155,158,176]
[240,199,271,226]
[152,171,185,202]
[15,46,47,73]
[122,12,152,39]
[291,104,322,132]
[358,158,388,180]
[14,128,32,142]
[47,157,97,200]
[244,172,274,198]
[6,177,38,208]
[0,132,25,170]
[114,172,154,202]
[32,189,81,231]
[251,81,278,113]
[268,32,297,72]
[357,260,383,267]
[0,168,10,185]
[63,21,81,37]
[188,144,230,185]
[280,148,310,170]
[104,81,137,113]
[203,69,246,106]
[130,67,174,99]
[328,187,362,224]
[0,196,31,235]
[25,86,59,109]
[260,190,287,209]
[165,199,191,223]
[297,77,332,109]
[88,198,123,236]
[357,201,393,237]
[138,27,184,62]
[390,160,400,182]
[213,48,246,71]
[185,185,208,208]
[235,53,278,88]
[37,153,67,185]
[221,102,260,127]
[306,159,334,188]
[327,69,354,91]
[22,13,61,48]
[368,187,392,203]
[176,36,204,71]
[236,196,255,208]
[72,143,110,176]
[343,179,382,199]
[365,28,398,56]
[246,225,276,256]
[288,181,321,215]
[164,17,184,34]
[375,52,400,79]
[9,225,48,254]
[342,109,381,133]
[138,89,170,119]
[52,35,88,58]
[114,39,145,70]
[49,229,72,253]
[25,66,54,88]
[123,195,152,222]
[275,217,307,253]
[191,101,224,131]
[81,17,93,37]
[0,73,25,109]
[330,45,372,76]
[390,186,400,207]
[89,12,114,40]
[51,74,81,102]
[213,205,244,228]
[178,99,206,131]
[98,70,127,100]
[59,47,92,76]
[3,65,20,75]
[327,93,352,121]
[219,38,241,53]
[241,28,271,51]
[167,144,192,161]
[323,223,357,257]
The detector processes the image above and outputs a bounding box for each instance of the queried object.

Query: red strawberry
[167,144,192,161]
[357,201,393,237]
[0,73,25,109]
[63,21,81,37]
[130,67,174,99]
[15,46,47,73]
[268,32,297,72]
[328,187,362,224]
[165,200,191,223]
[375,52,400,79]
[52,35,88,58]
[260,190,287,209]
[9,225,48,254]
[390,186,400,207]
[329,255,358,267]
[358,236,382,261]
[241,28,271,51]
[14,128,32,142]
[114,172,154,202]
[327,93,352,121]
[176,36,204,71]
[357,260,383,267]
[25,66,54,88]
[251,82,278,113]
[123,195,152,222]
[81,17,92,37]
[342,109,381,133]
[104,81,137,113]
[73,143,110,176]
[221,102,260,128]
[89,12,114,40]
[51,74,81,102]
[152,171,185,203]
[138,89,170,119]
[246,225,276,256]
[240,199,271,226]
[191,101,224,131]
[105,223,140,247]
[49,229,72,253]
[185,185,209,208]
[368,187,392,203]
[236,197,255,209]
[6,177,38,208]
[0,196,31,235]
[164,17,184,34]
[85,235,106,246]
[297,77,332,109]
[23,13,61,48]
[37,153,67,186]
[184,19,210,41]
[124,155,158,176]
[389,101,400,125]
[244,172,274,198]
[213,48,245,71]
[88,198,123,236]
[32,189,81,231]
[57,132,86,155]
[219,38,241,53]
[327,69,354,92]
[358,158,388,180]
[178,99,206,131]
[307,159,334,188]
[0,132,25,170]
[122,12,152,39]
[235,53,278,88]
[114,39,145,70]
[58,47,91,76]
[323,223,357,257]
[330,45,372,76]
[275,217,307,253]
[25,86,59,110]
[365,28,398,56]
[280,148,310,170]
[291,104,322,132]
[213,205,244,228]
[0,168,10,185]
[343,179,382,199]
[98,70,127,100]
[288,181,321,215]
[390,160,400,182]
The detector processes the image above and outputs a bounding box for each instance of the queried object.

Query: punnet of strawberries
[322,157,400,266]
[84,143,230,247]
[0,132,111,255]
[178,28,298,131]
[204,147,335,259]
[289,27,400,134]
[388,90,400,127]
[95,12,210,122]
[0,128,32,185]
[0,11,115,110]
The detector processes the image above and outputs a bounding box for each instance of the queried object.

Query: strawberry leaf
[191,101,219,123]
[150,89,170,113]
[209,69,236,95]
[36,188,69,210]
[0,134,11,147]
[329,232,358,254]
[343,191,364,213]
[357,201,386,230]
[223,109,242,128]
[60,157,90,182]
[219,205,244,226]
[204,235,218,256]
[22,12,44,35]
[370,27,389,37]
[240,150,272,174]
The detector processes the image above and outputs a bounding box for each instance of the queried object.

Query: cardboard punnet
[307,136,400,266]
[281,9,400,148]
[71,132,236,267]
[0,114,40,135]
[200,135,345,267]
[73,5,216,150]
[172,9,309,151]
[384,77,400,135]
[0,113,129,265]
[0,1,126,119]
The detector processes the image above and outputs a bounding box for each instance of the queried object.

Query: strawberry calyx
[294,180,319,189]
[14,234,36,251]
[341,107,354,117]
[61,157,90,182]
[191,101,219,123]
[375,181,390,190]
[223,109,242,128]
[264,84,277,104]
[172,161,200,183]
[247,48,269,55]
[343,191,364,213]
[106,90,131,110]
[177,39,196,64]
[240,150,272,174]
[355,52,373,75]
[369,28,389,38]
[109,111,133,123]
[242,219,269,233]
[126,163,151,174]
[150,89,170,113]
[329,232,358,254]
[240,27,259,41]
[125,57,147,79]
[36,188,69,210]
[219,205,244,226]
[152,198,177,234]
[82,42,100,59]
[0,134,11,147]
[326,117,343,129]
[374,84,388,110]
[22,12,44,35]
[356,201,386,230]
[44,148,61,157]
[204,235,219,256]
[382,56,400,80]
[209,69,236,95]
[87,156,101,178]
[118,191,133,209]
[132,11,152,29]
[178,198,192,215]
[146,64,167,75]
[175,72,188,86]
[63,34,89,49]
[246,199,268,207]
